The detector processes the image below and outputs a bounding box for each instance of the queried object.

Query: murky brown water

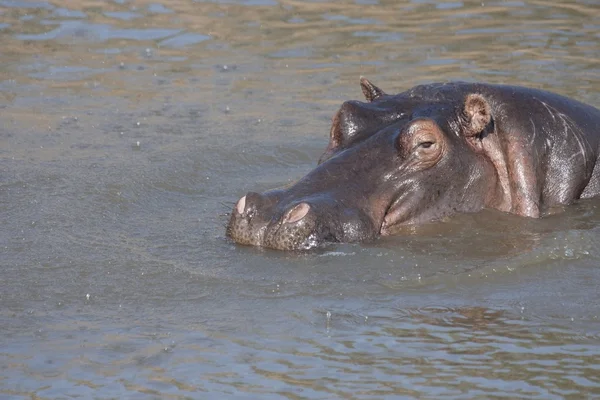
[1,0,600,398]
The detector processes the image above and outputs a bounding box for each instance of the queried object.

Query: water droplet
[564,248,574,258]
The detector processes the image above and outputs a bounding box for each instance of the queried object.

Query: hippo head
[227,78,501,250]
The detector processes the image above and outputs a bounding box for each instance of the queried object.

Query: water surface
[1,0,600,398]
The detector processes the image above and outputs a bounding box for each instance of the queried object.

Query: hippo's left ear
[360,77,386,102]
[462,93,492,137]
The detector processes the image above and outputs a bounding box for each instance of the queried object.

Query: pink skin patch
[236,195,246,214]
[283,203,310,224]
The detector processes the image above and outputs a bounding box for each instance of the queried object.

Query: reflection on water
[1,0,600,398]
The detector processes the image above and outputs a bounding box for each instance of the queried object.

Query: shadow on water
[1,0,600,398]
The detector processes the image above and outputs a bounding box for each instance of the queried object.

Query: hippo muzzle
[227,190,378,250]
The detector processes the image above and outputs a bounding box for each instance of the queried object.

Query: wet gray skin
[227,78,600,250]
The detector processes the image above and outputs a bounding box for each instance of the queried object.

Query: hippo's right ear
[462,93,492,137]
[360,77,386,102]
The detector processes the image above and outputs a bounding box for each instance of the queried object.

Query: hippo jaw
[227,192,380,250]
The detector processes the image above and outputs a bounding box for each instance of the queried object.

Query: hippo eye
[419,141,434,149]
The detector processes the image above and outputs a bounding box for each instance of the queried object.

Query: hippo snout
[227,190,379,250]
[227,192,324,250]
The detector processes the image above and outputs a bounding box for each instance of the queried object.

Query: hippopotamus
[227,78,600,250]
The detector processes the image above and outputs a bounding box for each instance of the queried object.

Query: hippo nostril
[236,195,246,214]
[283,202,310,224]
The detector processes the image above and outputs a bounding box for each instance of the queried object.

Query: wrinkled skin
[227,78,600,250]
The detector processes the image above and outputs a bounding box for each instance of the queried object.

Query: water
[1,0,600,398]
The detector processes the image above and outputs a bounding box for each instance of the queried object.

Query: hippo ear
[360,76,386,102]
[463,93,492,137]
